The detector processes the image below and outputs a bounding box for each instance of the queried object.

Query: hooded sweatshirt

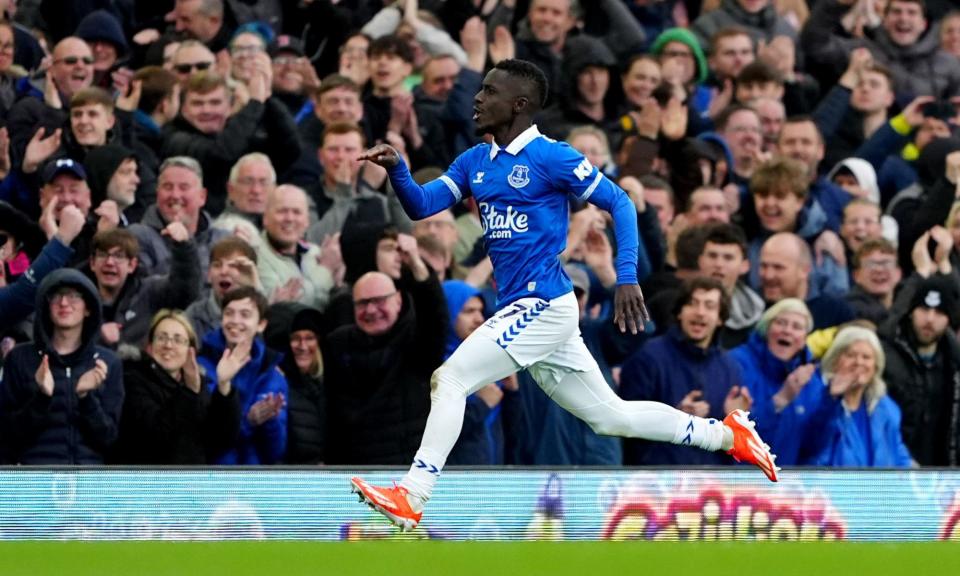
[0,269,123,464]
[263,303,326,464]
[691,0,798,49]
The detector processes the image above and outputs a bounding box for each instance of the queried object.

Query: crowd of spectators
[1,0,960,468]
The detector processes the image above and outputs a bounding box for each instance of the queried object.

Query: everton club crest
[508,164,530,188]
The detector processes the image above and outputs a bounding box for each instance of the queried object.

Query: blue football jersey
[387,125,638,307]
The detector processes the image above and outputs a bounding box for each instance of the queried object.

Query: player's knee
[430,366,468,399]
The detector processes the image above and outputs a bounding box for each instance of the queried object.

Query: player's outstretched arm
[357,144,460,220]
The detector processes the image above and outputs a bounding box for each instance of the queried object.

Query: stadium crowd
[0,0,958,468]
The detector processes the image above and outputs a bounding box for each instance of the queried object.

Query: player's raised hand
[614,284,650,335]
[358,144,401,168]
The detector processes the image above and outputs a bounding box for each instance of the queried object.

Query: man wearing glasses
[8,37,94,167]
[0,268,123,464]
[87,226,200,348]
[324,235,447,465]
[170,40,216,84]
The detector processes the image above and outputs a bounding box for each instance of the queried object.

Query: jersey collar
[489,124,542,160]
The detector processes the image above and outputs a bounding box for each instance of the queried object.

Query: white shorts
[473,291,599,377]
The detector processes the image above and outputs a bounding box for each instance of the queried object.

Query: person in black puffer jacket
[0,269,123,464]
[264,302,326,464]
[112,310,241,464]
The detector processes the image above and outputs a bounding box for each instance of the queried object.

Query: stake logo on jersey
[507,165,530,188]
[397,124,639,305]
[480,201,529,239]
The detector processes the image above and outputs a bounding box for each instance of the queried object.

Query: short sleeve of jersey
[547,142,604,201]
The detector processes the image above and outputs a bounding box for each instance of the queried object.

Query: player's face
[473,69,522,136]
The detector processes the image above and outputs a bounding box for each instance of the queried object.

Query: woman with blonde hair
[813,326,913,467]
[112,309,241,464]
[730,298,828,466]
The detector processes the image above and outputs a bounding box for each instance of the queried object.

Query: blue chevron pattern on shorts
[497,300,550,350]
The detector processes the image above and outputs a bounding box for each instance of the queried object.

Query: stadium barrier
[0,468,957,541]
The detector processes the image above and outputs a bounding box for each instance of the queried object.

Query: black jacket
[112,355,241,464]
[881,310,960,466]
[160,98,301,215]
[0,269,123,464]
[323,272,447,464]
[264,303,326,464]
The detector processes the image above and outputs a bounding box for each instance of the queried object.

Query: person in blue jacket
[729,298,832,466]
[0,202,85,326]
[620,276,750,466]
[812,326,914,467]
[198,286,288,465]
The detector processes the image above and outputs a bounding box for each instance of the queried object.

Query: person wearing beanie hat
[264,302,326,464]
[880,272,960,465]
[649,28,713,118]
[74,10,130,91]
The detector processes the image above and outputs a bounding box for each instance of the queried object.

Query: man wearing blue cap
[38,157,121,265]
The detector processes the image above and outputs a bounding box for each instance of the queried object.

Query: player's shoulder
[458,142,492,162]
[530,136,581,160]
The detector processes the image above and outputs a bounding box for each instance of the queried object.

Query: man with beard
[881,273,960,465]
[351,59,779,532]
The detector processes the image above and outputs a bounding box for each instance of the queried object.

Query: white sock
[671,414,726,452]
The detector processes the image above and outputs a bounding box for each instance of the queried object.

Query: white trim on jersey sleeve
[438,175,463,202]
[578,171,604,201]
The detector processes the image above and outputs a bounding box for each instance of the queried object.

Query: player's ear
[514,95,529,114]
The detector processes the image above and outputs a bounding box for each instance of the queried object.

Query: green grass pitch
[0,541,952,576]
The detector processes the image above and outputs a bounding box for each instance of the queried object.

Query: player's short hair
[494,58,549,109]
[700,222,748,258]
[672,276,730,323]
[221,285,268,320]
